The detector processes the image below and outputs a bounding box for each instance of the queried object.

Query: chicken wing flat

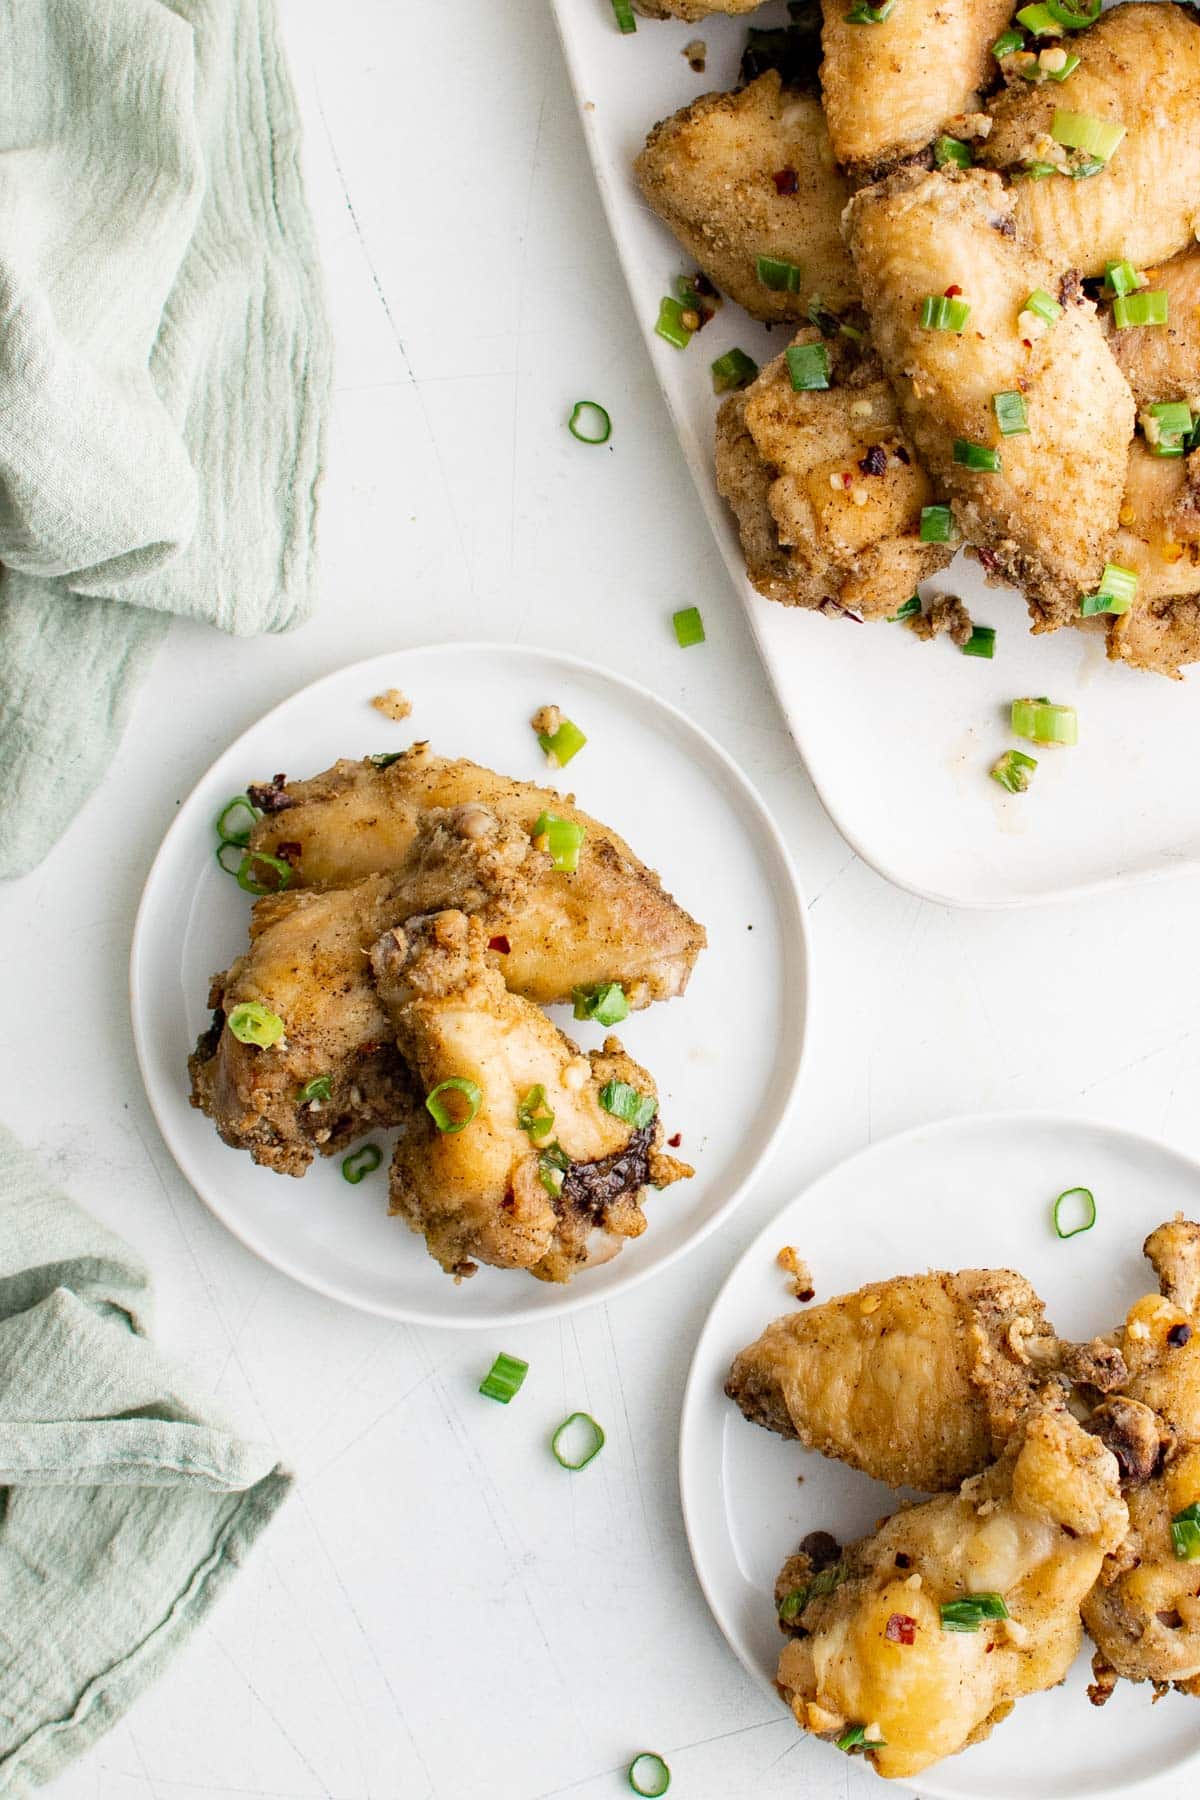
[818,0,1013,183]
[1084,1219,1200,1698]
[369,910,690,1283]
[246,746,706,1006]
[726,1268,1125,1492]
[715,329,951,618]
[1106,443,1200,680]
[1108,245,1200,414]
[845,166,1134,629]
[775,1398,1127,1780]
[981,4,1200,279]
[635,74,858,322]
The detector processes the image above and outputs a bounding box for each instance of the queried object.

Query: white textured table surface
[8,3,1200,1797]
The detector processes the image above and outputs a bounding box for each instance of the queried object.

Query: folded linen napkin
[0,0,332,879]
[0,1125,291,1792]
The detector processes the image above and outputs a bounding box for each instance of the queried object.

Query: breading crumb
[777,1245,815,1301]
[371,688,412,722]
[683,37,706,72]
[907,592,973,647]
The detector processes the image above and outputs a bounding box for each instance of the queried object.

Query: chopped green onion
[940,1593,1010,1631]
[1053,1186,1096,1238]
[655,297,694,349]
[1028,49,1080,82]
[1114,291,1169,329]
[674,275,704,310]
[920,294,971,332]
[778,1589,807,1622]
[954,439,1001,473]
[533,811,586,873]
[599,1079,658,1131]
[517,1085,555,1142]
[537,718,587,767]
[215,795,260,846]
[567,401,611,445]
[425,1077,482,1135]
[1017,4,1064,35]
[934,136,972,169]
[993,391,1029,436]
[226,1001,285,1048]
[1024,287,1063,327]
[888,593,922,622]
[756,255,802,293]
[836,1724,888,1754]
[628,1753,671,1797]
[479,1353,529,1404]
[611,0,636,30]
[991,749,1038,794]
[1070,156,1106,180]
[366,750,403,768]
[844,0,896,20]
[1171,1503,1200,1561]
[1143,401,1193,456]
[1080,591,1130,617]
[920,504,956,544]
[538,1142,571,1197]
[1011,697,1078,745]
[673,605,705,648]
[1051,109,1126,162]
[963,626,996,658]
[300,1075,332,1102]
[710,348,758,394]
[785,341,831,392]
[573,982,630,1026]
[230,849,293,896]
[1020,160,1061,180]
[342,1143,382,1184]
[778,1561,846,1625]
[217,840,247,877]
[552,1411,605,1471]
[1045,0,1101,24]
[1103,259,1145,299]
[1084,562,1138,613]
[993,27,1027,57]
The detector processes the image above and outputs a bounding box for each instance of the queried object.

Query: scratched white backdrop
[5,1,1200,1796]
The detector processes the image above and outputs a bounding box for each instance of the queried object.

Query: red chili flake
[985,1642,995,1654]
[885,1613,917,1645]
[668,1132,683,1148]
[487,935,511,954]
[1168,1323,1192,1348]
[841,470,853,488]
[944,284,962,298]
[773,168,799,195]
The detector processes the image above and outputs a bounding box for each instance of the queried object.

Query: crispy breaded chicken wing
[845,166,1134,628]
[981,3,1200,278]
[1106,443,1200,679]
[726,1268,1125,1492]
[369,910,690,1283]
[775,1398,1127,1780]
[818,0,1013,183]
[635,74,858,321]
[636,0,759,17]
[715,329,951,617]
[1108,245,1200,413]
[1084,1219,1200,1699]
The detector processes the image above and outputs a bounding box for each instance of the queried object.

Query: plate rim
[128,638,814,1329]
[678,1107,1200,1800]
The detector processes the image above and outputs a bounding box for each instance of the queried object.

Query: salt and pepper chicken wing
[845,166,1134,629]
[981,3,1200,280]
[818,0,1013,183]
[1084,1219,1200,1699]
[369,910,690,1283]
[635,73,858,322]
[1106,444,1200,680]
[715,329,950,618]
[1108,245,1200,414]
[774,1397,1127,1781]
[726,1267,1125,1492]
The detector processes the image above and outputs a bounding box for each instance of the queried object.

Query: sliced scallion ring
[628,1752,671,1797]
[1011,697,1078,745]
[226,1001,285,1048]
[785,341,830,391]
[537,718,587,767]
[599,1079,658,1130]
[538,1142,571,1197]
[920,294,971,332]
[836,1723,888,1754]
[919,505,956,544]
[990,749,1037,794]
[655,297,694,349]
[532,812,586,873]
[1114,291,1169,330]
[342,1143,383,1185]
[611,0,636,30]
[844,0,896,19]
[673,605,705,647]
[710,348,758,394]
[552,1411,606,1471]
[300,1075,332,1102]
[755,254,802,293]
[993,27,1026,57]
[940,1593,1009,1631]
[1024,287,1063,328]
[517,1085,555,1142]
[217,840,246,877]
[568,401,611,445]
[962,626,996,659]
[1016,3,1064,35]
[934,135,972,169]
[889,593,922,622]
[1051,109,1125,163]
[1171,1503,1200,1561]
[425,1077,483,1134]
[1103,259,1145,299]
[235,850,294,895]
[479,1353,529,1404]
[1053,1186,1096,1239]
[1045,0,1100,24]
[215,795,261,846]
[573,981,630,1026]
[953,439,1001,473]
[992,391,1029,436]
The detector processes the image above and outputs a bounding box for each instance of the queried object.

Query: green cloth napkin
[0,1125,291,1793]
[0,0,331,879]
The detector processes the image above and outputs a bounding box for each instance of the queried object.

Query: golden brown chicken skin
[1084,1219,1200,1699]
[845,166,1135,629]
[370,910,690,1283]
[981,3,1200,279]
[715,329,951,617]
[818,0,1013,182]
[636,0,759,17]
[726,1268,1125,1492]
[246,746,706,1007]
[774,1398,1127,1780]
[1108,244,1200,413]
[1106,443,1200,679]
[635,74,858,321]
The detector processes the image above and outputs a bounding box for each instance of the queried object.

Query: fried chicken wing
[1108,245,1200,413]
[775,1399,1127,1780]
[635,0,759,18]
[246,747,705,1006]
[369,910,690,1283]
[715,329,951,617]
[1084,1218,1200,1697]
[1106,443,1200,679]
[726,1268,1125,1492]
[635,74,858,322]
[845,166,1134,628]
[981,4,1200,279]
[818,0,1013,183]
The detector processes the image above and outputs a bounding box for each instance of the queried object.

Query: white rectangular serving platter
[551,0,1200,907]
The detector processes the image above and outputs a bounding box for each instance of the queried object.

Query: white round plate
[680,1113,1200,1800]
[130,642,809,1327]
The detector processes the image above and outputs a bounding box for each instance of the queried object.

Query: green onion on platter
[627,1752,671,1796]
[710,348,758,394]
[532,812,586,872]
[1053,1186,1096,1239]
[537,717,587,767]
[341,1143,383,1185]
[1011,697,1078,746]
[479,1353,529,1404]
[672,605,706,648]
[552,1411,606,1471]
[226,1001,285,1048]
[1171,1503,1200,1562]
[990,750,1038,794]
[567,402,611,445]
